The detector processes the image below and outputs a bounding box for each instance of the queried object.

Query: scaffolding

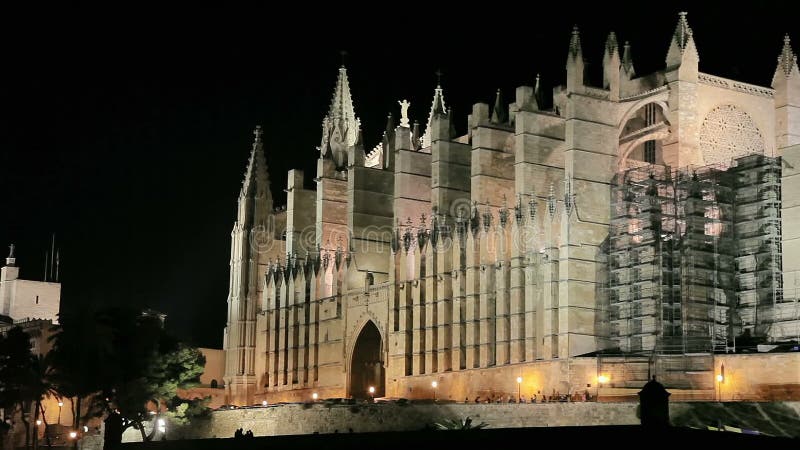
[608,164,679,353]
[606,154,791,356]
[730,155,782,339]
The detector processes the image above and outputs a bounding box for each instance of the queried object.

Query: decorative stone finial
[6,243,16,267]
[605,32,618,56]
[491,89,507,124]
[623,41,635,74]
[569,25,582,58]
[422,81,448,147]
[776,33,798,78]
[547,184,557,218]
[673,12,693,50]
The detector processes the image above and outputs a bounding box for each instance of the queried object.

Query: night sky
[0,6,793,348]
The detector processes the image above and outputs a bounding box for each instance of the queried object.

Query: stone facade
[223,14,800,406]
[0,246,61,324]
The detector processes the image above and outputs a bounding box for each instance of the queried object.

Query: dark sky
[0,6,794,348]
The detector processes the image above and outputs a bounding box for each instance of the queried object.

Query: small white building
[0,244,61,324]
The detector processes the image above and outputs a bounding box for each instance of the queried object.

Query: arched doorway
[349,321,384,399]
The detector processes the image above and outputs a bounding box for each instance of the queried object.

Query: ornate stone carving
[700,104,766,166]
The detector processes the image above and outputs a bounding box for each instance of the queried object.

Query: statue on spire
[398,100,411,127]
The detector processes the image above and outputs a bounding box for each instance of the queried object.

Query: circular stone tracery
[699,104,765,165]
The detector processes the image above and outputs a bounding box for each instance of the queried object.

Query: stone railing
[619,86,668,102]
[698,73,774,98]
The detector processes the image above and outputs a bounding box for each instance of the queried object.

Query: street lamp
[262,400,268,406]
[368,386,375,402]
[597,375,610,401]
[516,377,523,403]
[312,392,319,401]
[69,431,77,439]
[431,381,438,401]
[57,401,63,425]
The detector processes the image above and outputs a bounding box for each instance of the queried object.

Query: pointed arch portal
[349,321,385,399]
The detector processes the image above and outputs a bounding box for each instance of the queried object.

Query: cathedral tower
[223,126,273,405]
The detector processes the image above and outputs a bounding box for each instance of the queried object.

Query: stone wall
[253,352,800,404]
[122,400,800,442]
[124,402,638,442]
[198,348,224,387]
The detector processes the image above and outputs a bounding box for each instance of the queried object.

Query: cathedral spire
[568,25,582,59]
[773,34,800,148]
[603,32,621,95]
[604,31,618,57]
[491,89,507,124]
[422,78,447,148]
[566,26,585,91]
[240,126,272,211]
[622,41,635,77]
[666,12,699,69]
[773,34,799,84]
[320,65,360,166]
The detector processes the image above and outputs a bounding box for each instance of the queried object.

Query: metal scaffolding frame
[606,153,793,356]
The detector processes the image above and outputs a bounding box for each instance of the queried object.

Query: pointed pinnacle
[623,41,634,73]
[385,113,394,133]
[777,33,798,77]
[491,89,507,124]
[569,25,582,58]
[673,12,693,50]
[605,32,618,56]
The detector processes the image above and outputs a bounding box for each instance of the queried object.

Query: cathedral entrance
[349,321,384,399]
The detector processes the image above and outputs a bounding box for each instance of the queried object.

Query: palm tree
[48,307,115,446]
[26,354,58,450]
[433,417,489,430]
